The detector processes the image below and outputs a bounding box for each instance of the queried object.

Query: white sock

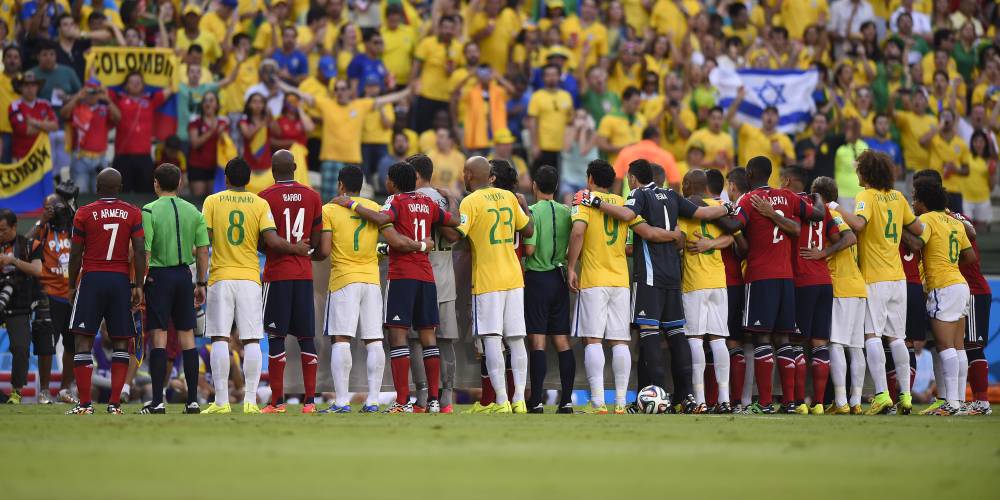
[483,336,509,404]
[331,342,352,406]
[932,349,946,399]
[242,343,262,405]
[365,341,385,406]
[830,343,848,407]
[506,337,528,403]
[957,349,968,404]
[210,340,230,405]
[848,347,865,407]
[709,339,730,403]
[865,337,888,393]
[584,343,606,407]
[742,343,755,405]
[688,338,706,404]
[889,339,911,394]
[611,344,630,406]
[939,348,959,407]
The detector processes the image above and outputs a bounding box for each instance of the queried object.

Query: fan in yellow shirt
[381,4,419,85]
[468,0,522,73]
[927,111,971,199]
[895,91,938,172]
[413,17,465,104]
[686,107,734,171]
[596,87,646,165]
[527,66,574,159]
[177,5,223,67]
[726,91,794,187]
[560,0,609,71]
[427,129,467,193]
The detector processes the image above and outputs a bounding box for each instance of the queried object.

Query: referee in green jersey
[139,163,210,414]
[523,165,575,414]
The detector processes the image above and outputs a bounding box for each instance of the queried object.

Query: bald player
[66,168,146,415]
[258,150,325,414]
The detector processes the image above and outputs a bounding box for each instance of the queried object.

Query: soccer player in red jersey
[732,156,824,414]
[334,162,455,413]
[258,151,325,414]
[65,168,146,415]
[895,244,923,406]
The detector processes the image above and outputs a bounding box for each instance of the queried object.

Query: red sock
[754,346,775,406]
[705,362,718,407]
[109,355,129,405]
[73,362,94,405]
[793,351,806,403]
[970,360,989,401]
[887,369,898,398]
[423,346,441,400]
[300,353,317,404]
[776,345,795,404]
[269,353,286,404]
[480,358,495,405]
[811,359,830,404]
[390,347,410,405]
[730,351,746,404]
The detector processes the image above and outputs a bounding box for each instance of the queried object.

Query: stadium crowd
[0,0,998,416]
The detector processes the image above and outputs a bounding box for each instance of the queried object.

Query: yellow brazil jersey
[414,36,465,102]
[894,110,936,171]
[457,187,531,294]
[781,0,828,40]
[687,128,734,168]
[928,134,971,194]
[176,30,222,67]
[315,96,373,163]
[252,24,311,54]
[322,198,381,292]
[381,24,419,85]
[737,124,794,187]
[219,54,260,116]
[560,16,609,71]
[918,211,971,291]
[528,89,574,152]
[202,189,276,285]
[0,72,15,133]
[963,156,991,203]
[597,112,646,165]
[853,188,917,284]
[362,102,394,145]
[571,192,644,289]
[827,209,866,298]
[678,199,726,292]
[468,8,521,73]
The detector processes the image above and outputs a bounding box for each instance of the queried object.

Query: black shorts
[144,266,197,332]
[524,269,570,335]
[743,278,796,334]
[905,282,928,342]
[966,293,991,346]
[384,279,439,330]
[263,279,315,338]
[49,295,73,349]
[187,166,215,182]
[795,284,833,340]
[727,285,745,341]
[631,282,685,335]
[70,271,133,339]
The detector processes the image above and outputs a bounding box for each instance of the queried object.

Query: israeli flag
[710,67,819,134]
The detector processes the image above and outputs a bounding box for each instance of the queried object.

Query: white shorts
[864,280,907,339]
[963,200,993,225]
[324,283,384,340]
[683,288,728,337]
[472,288,526,338]
[572,287,631,341]
[926,283,971,322]
[206,280,264,340]
[831,297,866,348]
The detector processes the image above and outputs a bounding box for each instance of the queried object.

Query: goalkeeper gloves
[573,189,602,209]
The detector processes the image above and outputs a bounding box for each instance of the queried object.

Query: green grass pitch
[1,404,998,499]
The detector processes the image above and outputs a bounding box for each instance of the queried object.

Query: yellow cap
[493,128,516,145]
[182,4,202,16]
[546,0,564,8]
[546,45,571,60]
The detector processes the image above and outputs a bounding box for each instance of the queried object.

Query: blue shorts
[524,269,570,335]
[905,282,928,342]
[70,271,133,339]
[144,266,196,332]
[743,278,796,334]
[263,280,315,338]
[384,279,439,330]
[795,284,833,340]
[727,285,745,341]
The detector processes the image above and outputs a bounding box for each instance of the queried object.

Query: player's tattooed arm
[261,229,311,256]
[801,229,856,260]
[901,228,924,253]
[750,195,800,237]
[380,226,434,253]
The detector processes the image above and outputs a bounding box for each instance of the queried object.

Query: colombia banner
[84,46,179,141]
[0,134,54,213]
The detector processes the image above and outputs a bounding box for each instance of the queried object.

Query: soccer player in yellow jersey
[911,178,977,416]
[677,170,736,413]
[836,151,923,415]
[456,157,534,414]
[806,177,866,415]
[200,158,310,414]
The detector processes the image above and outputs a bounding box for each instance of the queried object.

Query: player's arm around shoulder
[513,192,533,238]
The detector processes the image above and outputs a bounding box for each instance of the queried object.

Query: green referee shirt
[142,196,210,268]
[524,199,572,272]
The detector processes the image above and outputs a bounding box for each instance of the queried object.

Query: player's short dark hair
[745,156,772,185]
[628,159,653,185]
[387,162,416,192]
[913,177,948,211]
[533,165,559,194]
[406,154,434,182]
[782,165,807,186]
[651,163,665,186]
[855,150,894,191]
[0,208,16,227]
[622,86,641,100]
[727,167,749,194]
[811,176,838,203]
[225,157,251,188]
[338,164,364,193]
[913,168,943,185]
[587,159,615,189]
[490,159,518,192]
[706,168,725,195]
[154,163,181,192]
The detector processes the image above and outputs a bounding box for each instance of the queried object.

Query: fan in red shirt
[66,168,147,415]
[257,150,324,414]
[334,161,458,413]
[8,73,58,160]
[270,94,312,150]
[187,92,228,197]
[109,72,171,193]
[61,80,120,194]
[732,156,823,413]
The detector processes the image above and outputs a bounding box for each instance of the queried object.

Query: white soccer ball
[636,385,670,414]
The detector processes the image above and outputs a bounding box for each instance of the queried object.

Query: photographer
[0,209,43,404]
[60,79,120,194]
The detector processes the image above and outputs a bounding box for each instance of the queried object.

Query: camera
[0,272,16,321]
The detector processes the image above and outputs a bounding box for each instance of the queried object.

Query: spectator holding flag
[109,71,172,193]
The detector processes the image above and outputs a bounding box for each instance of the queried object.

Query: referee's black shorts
[524,269,570,335]
[144,265,196,332]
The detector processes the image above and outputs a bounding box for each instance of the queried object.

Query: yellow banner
[0,133,52,198]
[84,47,178,90]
